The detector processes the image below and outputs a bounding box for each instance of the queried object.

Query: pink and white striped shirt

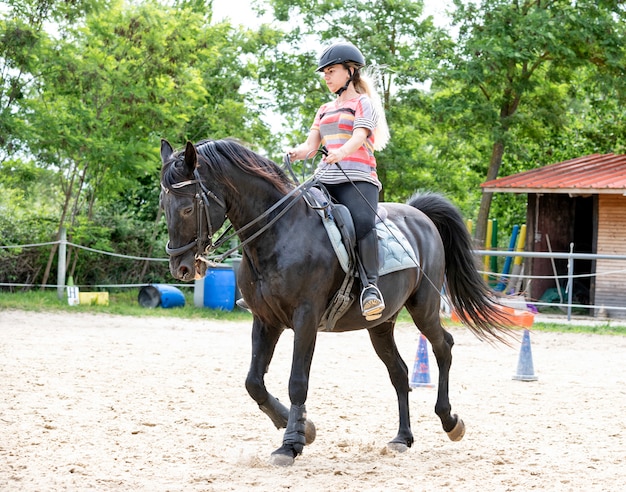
[312,94,381,189]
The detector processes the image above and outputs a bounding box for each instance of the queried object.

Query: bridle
[161,155,325,264]
[161,167,227,263]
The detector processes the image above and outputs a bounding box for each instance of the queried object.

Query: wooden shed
[482,154,626,318]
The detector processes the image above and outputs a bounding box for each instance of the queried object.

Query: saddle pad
[319,213,351,271]
[376,219,419,276]
[318,209,419,276]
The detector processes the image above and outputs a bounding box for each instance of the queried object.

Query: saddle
[303,187,419,330]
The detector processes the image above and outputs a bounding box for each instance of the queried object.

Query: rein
[162,156,325,264]
[210,173,322,263]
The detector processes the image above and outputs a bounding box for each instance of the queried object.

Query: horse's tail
[407,191,513,344]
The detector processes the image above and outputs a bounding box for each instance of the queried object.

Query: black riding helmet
[316,42,365,96]
[316,42,366,72]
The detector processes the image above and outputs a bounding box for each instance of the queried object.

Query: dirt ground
[1,309,625,491]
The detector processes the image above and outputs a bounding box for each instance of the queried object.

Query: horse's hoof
[446,415,465,441]
[304,419,316,445]
[269,452,295,467]
[386,441,409,453]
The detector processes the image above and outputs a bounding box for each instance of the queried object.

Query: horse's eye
[182,207,193,216]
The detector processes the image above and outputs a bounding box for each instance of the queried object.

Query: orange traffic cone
[410,333,435,388]
[512,328,538,381]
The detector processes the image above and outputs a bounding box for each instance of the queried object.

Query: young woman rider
[288,41,390,321]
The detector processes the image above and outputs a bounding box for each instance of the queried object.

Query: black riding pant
[323,181,379,240]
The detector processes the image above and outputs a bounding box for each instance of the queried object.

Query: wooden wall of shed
[526,194,574,301]
[595,194,626,318]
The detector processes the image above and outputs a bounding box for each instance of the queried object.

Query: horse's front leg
[269,313,319,467]
[244,317,317,457]
[245,317,288,426]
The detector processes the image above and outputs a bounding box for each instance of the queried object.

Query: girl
[289,41,390,321]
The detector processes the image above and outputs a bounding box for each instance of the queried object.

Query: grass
[0,288,252,322]
[526,320,626,335]
[1,290,625,335]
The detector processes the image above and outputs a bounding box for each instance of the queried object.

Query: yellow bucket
[78,292,109,306]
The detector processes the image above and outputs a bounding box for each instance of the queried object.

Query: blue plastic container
[200,265,236,310]
[138,284,186,308]
[224,257,242,301]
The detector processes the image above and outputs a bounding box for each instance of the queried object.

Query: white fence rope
[0,240,169,262]
[3,239,626,320]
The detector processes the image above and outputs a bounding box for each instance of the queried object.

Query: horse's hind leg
[367,321,414,452]
[432,328,465,441]
[406,300,465,442]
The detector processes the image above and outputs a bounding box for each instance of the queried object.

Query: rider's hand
[324,148,346,165]
[287,147,303,161]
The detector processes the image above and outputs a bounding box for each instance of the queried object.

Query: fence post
[567,242,574,321]
[57,227,67,300]
[483,219,492,281]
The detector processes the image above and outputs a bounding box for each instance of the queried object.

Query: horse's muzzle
[170,254,207,282]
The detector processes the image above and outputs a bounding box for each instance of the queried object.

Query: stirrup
[360,285,385,321]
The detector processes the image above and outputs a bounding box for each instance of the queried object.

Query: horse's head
[160,139,227,281]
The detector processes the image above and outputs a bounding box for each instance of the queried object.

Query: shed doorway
[571,195,596,307]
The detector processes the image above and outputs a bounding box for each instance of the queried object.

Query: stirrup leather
[360,285,385,321]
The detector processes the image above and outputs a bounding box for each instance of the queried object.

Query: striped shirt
[312,94,382,189]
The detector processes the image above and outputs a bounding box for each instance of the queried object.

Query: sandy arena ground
[1,309,625,491]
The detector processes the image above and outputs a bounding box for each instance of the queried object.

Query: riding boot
[357,228,385,321]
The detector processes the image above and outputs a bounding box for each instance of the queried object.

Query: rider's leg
[357,227,385,320]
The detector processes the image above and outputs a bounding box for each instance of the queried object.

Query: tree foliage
[2,0,626,288]
[1,0,276,286]
[441,0,626,244]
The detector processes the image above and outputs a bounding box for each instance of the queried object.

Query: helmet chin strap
[334,67,354,96]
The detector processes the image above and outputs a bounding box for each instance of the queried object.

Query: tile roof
[481,153,626,194]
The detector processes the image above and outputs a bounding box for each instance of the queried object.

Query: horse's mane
[162,138,294,197]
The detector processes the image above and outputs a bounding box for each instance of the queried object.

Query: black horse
[160,138,510,466]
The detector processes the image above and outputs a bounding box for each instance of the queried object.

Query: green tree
[0,0,107,158]
[385,86,490,212]
[443,0,626,245]
[26,1,204,285]
[5,0,274,286]
[260,0,449,199]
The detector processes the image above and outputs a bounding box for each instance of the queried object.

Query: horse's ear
[160,139,174,164]
[184,141,197,174]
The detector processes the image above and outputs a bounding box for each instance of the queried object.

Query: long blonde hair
[352,65,390,151]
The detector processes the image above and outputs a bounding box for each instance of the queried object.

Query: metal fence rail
[476,246,626,320]
[3,237,626,321]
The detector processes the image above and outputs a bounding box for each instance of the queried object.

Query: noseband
[161,168,226,261]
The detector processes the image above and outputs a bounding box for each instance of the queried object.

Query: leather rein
[161,163,322,264]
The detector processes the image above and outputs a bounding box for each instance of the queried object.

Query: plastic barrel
[138,284,186,308]
[224,257,242,301]
[203,265,236,310]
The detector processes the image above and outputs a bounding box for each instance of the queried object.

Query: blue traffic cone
[512,328,538,381]
[410,334,435,388]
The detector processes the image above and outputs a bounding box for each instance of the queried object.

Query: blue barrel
[224,257,242,301]
[138,284,186,308]
[203,265,236,310]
